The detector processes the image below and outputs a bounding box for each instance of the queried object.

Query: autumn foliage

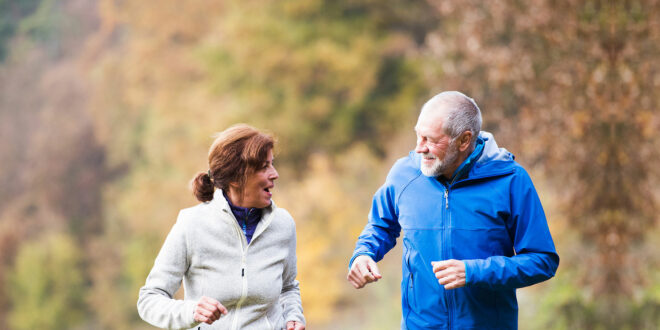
[0,1,659,329]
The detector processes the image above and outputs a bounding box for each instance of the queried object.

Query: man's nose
[415,140,428,154]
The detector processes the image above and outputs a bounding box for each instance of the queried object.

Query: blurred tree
[199,0,433,167]
[6,232,85,330]
[0,0,41,61]
[0,0,108,327]
[0,0,657,329]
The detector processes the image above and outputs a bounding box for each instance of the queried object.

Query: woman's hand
[193,296,228,324]
[286,320,305,330]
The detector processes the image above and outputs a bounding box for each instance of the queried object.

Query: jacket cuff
[463,259,479,286]
[184,300,200,328]
[348,252,376,269]
[285,315,306,325]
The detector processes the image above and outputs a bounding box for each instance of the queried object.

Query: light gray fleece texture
[137,189,305,330]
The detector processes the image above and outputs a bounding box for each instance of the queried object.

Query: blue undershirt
[223,192,262,244]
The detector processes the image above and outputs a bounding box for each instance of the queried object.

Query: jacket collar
[411,131,516,184]
[208,189,277,245]
[209,189,277,213]
[448,136,485,183]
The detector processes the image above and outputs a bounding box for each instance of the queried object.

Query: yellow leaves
[275,149,384,325]
[569,110,591,138]
[635,110,656,139]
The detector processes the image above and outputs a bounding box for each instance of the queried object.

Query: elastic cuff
[463,259,477,286]
[348,252,376,269]
[184,300,200,328]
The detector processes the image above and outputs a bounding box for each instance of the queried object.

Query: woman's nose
[270,167,279,180]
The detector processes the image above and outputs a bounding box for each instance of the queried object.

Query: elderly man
[347,91,559,329]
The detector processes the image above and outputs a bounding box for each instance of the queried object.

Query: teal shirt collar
[445,136,485,183]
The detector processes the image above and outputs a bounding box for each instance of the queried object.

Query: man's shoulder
[386,151,422,186]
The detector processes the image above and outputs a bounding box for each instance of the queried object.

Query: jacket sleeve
[349,183,402,268]
[137,212,199,329]
[463,168,559,290]
[280,220,305,325]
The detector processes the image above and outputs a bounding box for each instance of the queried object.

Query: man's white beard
[420,144,459,178]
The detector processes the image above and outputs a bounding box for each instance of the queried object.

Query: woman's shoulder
[176,201,221,226]
[270,204,296,230]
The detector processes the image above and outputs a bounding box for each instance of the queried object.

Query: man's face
[414,109,459,177]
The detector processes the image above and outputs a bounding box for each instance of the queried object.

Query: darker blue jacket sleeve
[349,183,401,268]
[463,168,559,289]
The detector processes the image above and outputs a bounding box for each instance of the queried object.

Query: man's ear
[458,131,473,152]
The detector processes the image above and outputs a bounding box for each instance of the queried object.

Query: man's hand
[193,296,228,325]
[286,320,305,330]
[347,255,382,289]
[432,259,466,290]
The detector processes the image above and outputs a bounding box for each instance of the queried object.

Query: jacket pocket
[403,244,417,312]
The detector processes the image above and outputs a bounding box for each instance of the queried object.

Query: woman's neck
[225,188,245,208]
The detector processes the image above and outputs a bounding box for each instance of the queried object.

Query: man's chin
[420,165,440,177]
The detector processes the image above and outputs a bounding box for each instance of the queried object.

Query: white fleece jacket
[137,189,305,330]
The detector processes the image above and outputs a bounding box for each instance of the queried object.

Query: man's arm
[461,168,559,290]
[347,184,402,288]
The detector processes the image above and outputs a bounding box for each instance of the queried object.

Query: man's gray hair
[423,91,482,145]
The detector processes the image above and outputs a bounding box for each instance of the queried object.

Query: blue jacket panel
[351,132,559,330]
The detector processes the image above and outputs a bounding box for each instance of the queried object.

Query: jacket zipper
[221,205,275,329]
[226,210,249,330]
[444,185,453,329]
[231,251,248,330]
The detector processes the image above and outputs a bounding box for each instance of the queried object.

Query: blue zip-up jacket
[350,132,559,330]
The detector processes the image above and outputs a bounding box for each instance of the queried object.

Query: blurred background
[1,0,659,329]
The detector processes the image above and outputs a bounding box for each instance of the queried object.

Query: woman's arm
[280,219,306,328]
[137,212,199,329]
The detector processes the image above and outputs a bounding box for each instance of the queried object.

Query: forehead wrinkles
[416,110,445,139]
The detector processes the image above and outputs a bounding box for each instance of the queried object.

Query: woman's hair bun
[190,171,214,202]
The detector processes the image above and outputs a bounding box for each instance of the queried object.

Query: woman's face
[239,149,278,208]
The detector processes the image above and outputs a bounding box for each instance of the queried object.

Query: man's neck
[442,145,475,180]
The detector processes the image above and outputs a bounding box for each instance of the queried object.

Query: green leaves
[7,233,85,330]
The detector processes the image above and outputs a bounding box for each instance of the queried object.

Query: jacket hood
[476,131,514,164]
[467,131,516,180]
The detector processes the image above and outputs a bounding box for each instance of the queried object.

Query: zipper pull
[444,189,449,209]
[242,268,245,277]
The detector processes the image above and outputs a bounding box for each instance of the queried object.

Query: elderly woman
[138,124,305,330]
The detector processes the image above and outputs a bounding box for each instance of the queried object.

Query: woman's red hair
[190,124,274,202]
